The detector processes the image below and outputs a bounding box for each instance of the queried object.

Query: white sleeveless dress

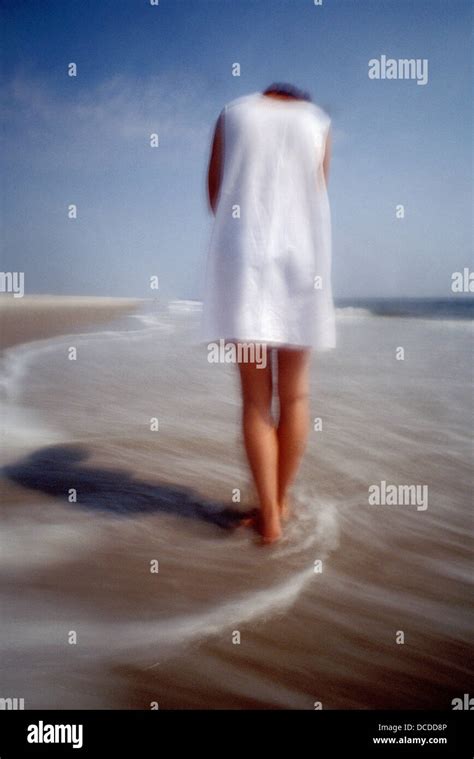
[201,92,336,350]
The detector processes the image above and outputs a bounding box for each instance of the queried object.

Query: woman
[202,82,335,544]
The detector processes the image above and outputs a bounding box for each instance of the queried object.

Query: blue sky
[1,0,472,299]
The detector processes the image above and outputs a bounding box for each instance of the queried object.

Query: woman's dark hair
[263,82,312,102]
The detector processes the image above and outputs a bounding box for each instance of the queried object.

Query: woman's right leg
[276,348,312,518]
[237,351,282,543]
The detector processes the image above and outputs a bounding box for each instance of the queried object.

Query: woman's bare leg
[237,350,282,543]
[276,348,312,518]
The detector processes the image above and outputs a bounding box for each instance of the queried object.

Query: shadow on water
[3,445,255,530]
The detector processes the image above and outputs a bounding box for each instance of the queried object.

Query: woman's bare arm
[322,127,332,185]
[207,113,224,214]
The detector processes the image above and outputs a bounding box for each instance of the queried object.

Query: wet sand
[0,295,143,350]
[1,299,472,709]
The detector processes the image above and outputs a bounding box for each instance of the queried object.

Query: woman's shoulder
[223,92,261,113]
[221,92,331,131]
[309,102,331,129]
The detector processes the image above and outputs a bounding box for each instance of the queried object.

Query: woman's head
[263,82,312,102]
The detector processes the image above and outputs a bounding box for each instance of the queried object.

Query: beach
[1,296,472,709]
[0,295,143,350]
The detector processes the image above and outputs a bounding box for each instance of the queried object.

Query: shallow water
[1,302,473,708]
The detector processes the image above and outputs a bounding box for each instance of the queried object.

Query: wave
[116,492,339,663]
[1,486,340,665]
[0,338,70,407]
[335,298,474,321]
[0,402,67,453]
[168,300,203,313]
[127,312,176,330]
[117,566,315,665]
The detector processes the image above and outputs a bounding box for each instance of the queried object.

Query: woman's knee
[278,389,309,410]
[277,349,311,404]
[238,366,272,418]
[242,390,273,423]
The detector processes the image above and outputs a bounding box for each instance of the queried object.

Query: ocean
[1,298,473,709]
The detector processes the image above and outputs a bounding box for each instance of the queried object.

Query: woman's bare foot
[258,509,282,544]
[279,496,292,523]
[238,508,282,544]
